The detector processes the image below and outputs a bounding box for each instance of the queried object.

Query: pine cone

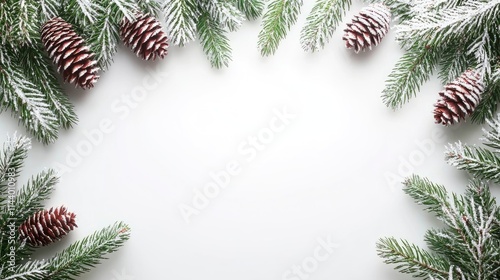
[434,70,484,126]
[120,13,169,61]
[41,17,99,89]
[19,206,77,247]
[342,4,391,53]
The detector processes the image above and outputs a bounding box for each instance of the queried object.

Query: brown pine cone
[434,70,484,126]
[41,17,100,89]
[342,4,391,53]
[120,13,169,61]
[19,206,77,247]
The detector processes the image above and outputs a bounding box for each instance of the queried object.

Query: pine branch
[0,49,59,144]
[377,237,450,278]
[471,69,500,124]
[11,0,39,46]
[403,175,450,218]
[483,115,500,152]
[109,0,138,21]
[380,175,500,279]
[39,0,60,21]
[300,0,351,52]
[198,0,245,31]
[1,169,58,227]
[63,0,100,26]
[0,134,31,207]
[376,0,414,23]
[258,0,303,56]
[163,0,198,46]
[17,44,78,129]
[233,0,265,20]
[446,142,500,184]
[437,40,471,84]
[136,0,162,16]
[197,12,232,68]
[3,260,48,280]
[45,222,131,280]
[382,43,441,109]
[87,1,122,70]
[397,0,500,48]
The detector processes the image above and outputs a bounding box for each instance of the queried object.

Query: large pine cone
[41,17,99,89]
[434,70,484,126]
[120,13,169,61]
[19,206,77,247]
[342,4,391,53]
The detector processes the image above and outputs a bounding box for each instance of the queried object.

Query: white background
[0,2,495,279]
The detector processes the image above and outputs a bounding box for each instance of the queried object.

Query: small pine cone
[41,17,99,89]
[342,4,391,53]
[434,70,484,126]
[120,13,169,61]
[19,206,77,247]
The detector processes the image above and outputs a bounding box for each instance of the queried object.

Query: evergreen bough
[1,0,266,144]
[0,134,130,279]
[378,114,500,279]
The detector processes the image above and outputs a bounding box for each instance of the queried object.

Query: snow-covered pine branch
[197,11,232,68]
[163,0,198,46]
[45,222,131,279]
[0,49,59,144]
[397,0,500,47]
[258,0,303,56]
[301,0,352,52]
[378,174,500,279]
[446,141,500,184]
[233,0,265,20]
[199,0,245,32]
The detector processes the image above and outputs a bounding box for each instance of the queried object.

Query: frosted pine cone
[434,70,484,126]
[19,206,77,247]
[120,13,169,61]
[342,4,391,53]
[41,17,99,89]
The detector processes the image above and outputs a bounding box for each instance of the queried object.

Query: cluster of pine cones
[342,4,484,125]
[41,13,168,89]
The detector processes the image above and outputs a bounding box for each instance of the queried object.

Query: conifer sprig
[0,135,130,279]
[376,0,500,122]
[258,0,303,56]
[446,114,500,184]
[45,222,131,280]
[378,175,500,279]
[300,0,352,53]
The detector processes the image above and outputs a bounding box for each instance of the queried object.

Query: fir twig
[446,142,500,184]
[233,0,265,20]
[197,12,232,68]
[382,44,441,109]
[258,0,303,56]
[0,134,31,207]
[300,0,351,52]
[45,222,131,280]
[377,237,450,278]
[163,0,198,46]
[0,48,59,144]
